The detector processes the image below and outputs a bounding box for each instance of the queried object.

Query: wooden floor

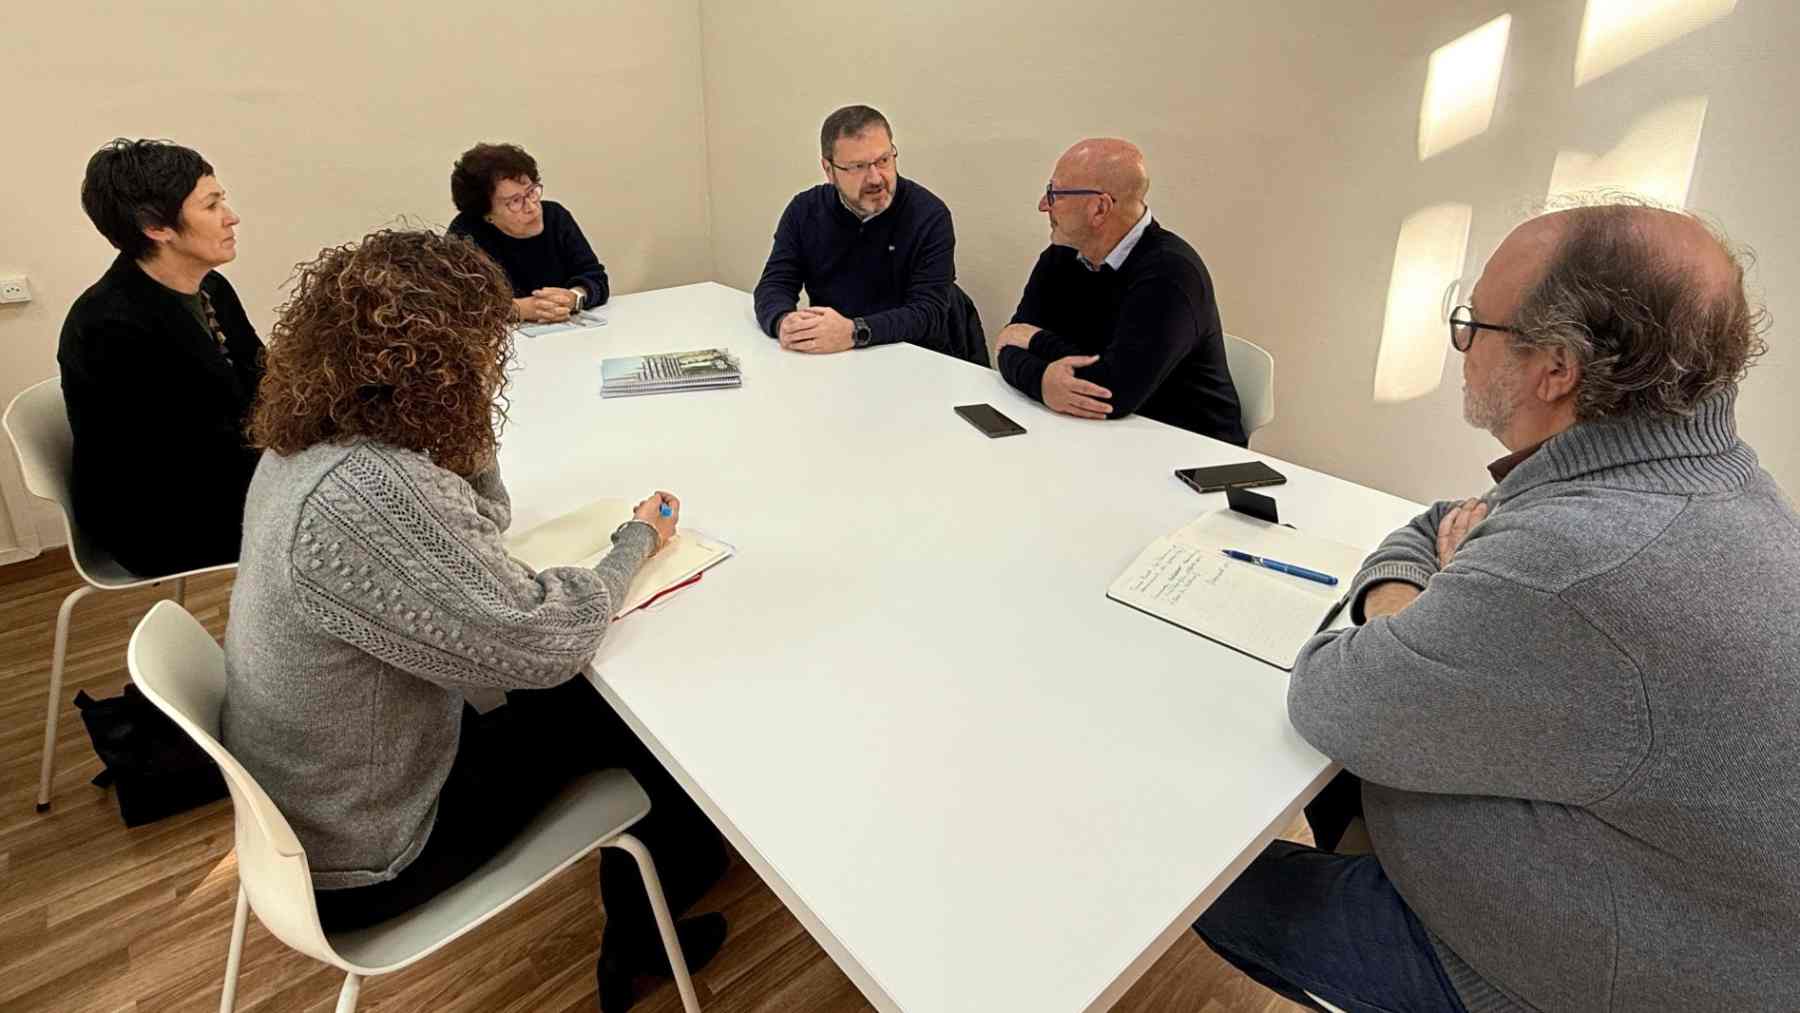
[0,548,1310,1013]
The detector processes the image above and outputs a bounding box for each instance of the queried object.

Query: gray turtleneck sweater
[1290,390,1800,1013]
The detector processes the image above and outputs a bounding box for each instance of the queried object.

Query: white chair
[3,376,237,812]
[1223,334,1276,437]
[126,600,702,1013]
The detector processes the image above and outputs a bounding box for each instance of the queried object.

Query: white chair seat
[126,601,701,1012]
[329,769,650,972]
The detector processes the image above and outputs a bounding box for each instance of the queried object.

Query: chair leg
[220,884,249,1013]
[335,972,363,1013]
[38,584,96,812]
[610,833,702,1013]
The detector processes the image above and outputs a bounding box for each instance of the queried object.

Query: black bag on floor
[74,684,227,827]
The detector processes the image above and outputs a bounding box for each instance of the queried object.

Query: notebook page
[1108,510,1367,669]
[505,498,732,617]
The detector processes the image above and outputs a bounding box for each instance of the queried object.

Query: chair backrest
[127,601,344,967]
[3,377,74,509]
[1223,334,1276,436]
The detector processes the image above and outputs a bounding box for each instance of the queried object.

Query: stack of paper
[600,348,741,398]
[1107,510,1368,670]
[505,498,734,617]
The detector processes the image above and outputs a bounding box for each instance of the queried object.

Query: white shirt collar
[839,187,889,223]
[1079,207,1153,272]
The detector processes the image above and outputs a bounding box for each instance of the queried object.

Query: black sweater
[999,221,1246,445]
[753,178,959,353]
[57,254,266,576]
[448,201,609,307]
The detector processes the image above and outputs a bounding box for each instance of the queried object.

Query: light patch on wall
[1548,96,1709,207]
[1574,0,1737,87]
[1417,15,1512,161]
[1372,203,1473,403]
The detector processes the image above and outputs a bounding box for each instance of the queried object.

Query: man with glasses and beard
[994,138,1245,444]
[753,105,984,364]
[1192,201,1800,1013]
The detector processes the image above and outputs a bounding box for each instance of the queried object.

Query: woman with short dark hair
[448,142,609,325]
[58,137,264,576]
[224,228,725,1011]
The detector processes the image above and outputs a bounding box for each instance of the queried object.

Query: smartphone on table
[1174,460,1286,494]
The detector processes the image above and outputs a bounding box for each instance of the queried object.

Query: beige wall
[0,0,714,557]
[4,2,1796,559]
[700,0,1798,504]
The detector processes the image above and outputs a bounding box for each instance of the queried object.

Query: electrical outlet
[0,276,30,304]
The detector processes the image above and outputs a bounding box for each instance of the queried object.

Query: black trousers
[315,677,727,947]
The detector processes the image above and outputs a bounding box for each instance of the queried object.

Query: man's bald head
[1487,199,1766,420]
[1054,138,1150,210]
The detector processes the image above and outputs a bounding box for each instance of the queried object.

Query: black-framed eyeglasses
[827,148,898,174]
[1044,183,1108,206]
[1448,304,1518,352]
[498,182,544,213]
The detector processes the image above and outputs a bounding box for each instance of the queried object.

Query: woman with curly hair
[221,228,725,1011]
[448,141,608,325]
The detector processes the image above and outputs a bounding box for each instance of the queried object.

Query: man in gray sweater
[1194,201,1799,1012]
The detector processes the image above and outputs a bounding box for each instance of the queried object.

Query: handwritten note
[1108,511,1366,670]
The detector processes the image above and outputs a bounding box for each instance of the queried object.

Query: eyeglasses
[827,148,898,174]
[1448,304,1519,352]
[497,182,544,214]
[1044,183,1108,206]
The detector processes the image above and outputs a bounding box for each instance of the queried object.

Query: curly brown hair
[250,228,517,476]
[450,143,539,217]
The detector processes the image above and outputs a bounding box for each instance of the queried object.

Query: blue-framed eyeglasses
[1044,183,1108,205]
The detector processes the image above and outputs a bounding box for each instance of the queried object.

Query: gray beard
[1463,368,1524,437]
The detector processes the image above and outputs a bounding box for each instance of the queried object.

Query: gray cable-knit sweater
[220,441,656,889]
[1291,390,1800,1012]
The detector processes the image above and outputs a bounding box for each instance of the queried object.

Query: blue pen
[1222,549,1338,586]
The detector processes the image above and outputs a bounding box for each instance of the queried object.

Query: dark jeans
[1193,839,1469,1013]
[315,677,727,952]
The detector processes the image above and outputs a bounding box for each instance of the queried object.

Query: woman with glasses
[448,142,608,324]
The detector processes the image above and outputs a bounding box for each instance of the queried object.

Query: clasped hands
[777,306,855,353]
[515,287,583,324]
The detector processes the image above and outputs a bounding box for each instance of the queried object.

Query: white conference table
[499,282,1423,1013]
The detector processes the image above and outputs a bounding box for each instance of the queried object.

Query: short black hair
[80,139,214,262]
[820,105,892,161]
[451,143,540,217]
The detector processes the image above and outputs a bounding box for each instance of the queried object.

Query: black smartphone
[1174,460,1287,494]
[954,404,1027,438]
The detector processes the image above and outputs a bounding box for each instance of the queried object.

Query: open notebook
[505,498,733,617]
[1107,510,1367,670]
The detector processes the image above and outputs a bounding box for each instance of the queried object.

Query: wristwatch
[571,289,586,313]
[852,317,872,348]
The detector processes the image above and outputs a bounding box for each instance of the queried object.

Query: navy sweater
[752,178,957,351]
[448,201,608,307]
[999,221,1246,445]
[58,254,266,576]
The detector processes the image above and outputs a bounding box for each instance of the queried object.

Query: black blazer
[57,254,266,577]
